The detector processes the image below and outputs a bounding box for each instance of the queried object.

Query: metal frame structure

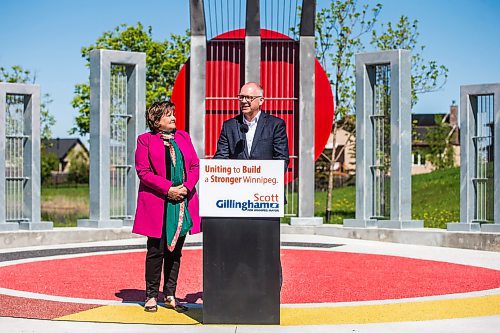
[448,83,500,233]
[189,0,207,158]
[290,0,323,225]
[0,83,53,230]
[190,0,320,224]
[344,50,423,229]
[78,49,145,228]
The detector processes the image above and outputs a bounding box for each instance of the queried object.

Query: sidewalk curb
[281,224,500,252]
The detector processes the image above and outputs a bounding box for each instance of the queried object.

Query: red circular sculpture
[172,29,334,183]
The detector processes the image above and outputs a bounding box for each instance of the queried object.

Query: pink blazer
[132,130,201,238]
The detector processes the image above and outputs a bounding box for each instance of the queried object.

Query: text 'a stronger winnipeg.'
[209,174,277,185]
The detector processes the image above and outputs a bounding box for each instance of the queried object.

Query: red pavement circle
[171,29,335,184]
[0,249,499,304]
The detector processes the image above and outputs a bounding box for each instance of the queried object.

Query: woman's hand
[167,185,188,201]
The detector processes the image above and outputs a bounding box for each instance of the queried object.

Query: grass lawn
[41,184,89,227]
[42,167,460,228]
[314,167,460,228]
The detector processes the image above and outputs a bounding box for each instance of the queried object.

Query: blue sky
[1,0,499,139]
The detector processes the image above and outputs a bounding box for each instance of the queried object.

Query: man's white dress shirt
[243,111,261,155]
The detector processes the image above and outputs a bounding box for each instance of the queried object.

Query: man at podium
[214,81,289,283]
[205,82,288,324]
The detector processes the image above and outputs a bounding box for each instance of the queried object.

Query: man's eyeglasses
[237,95,262,102]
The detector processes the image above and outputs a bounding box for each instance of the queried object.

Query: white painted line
[281,288,500,308]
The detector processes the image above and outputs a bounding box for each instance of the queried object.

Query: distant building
[317,103,460,183]
[322,127,356,175]
[411,103,460,174]
[315,124,356,189]
[42,138,89,174]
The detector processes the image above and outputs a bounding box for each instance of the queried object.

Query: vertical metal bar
[291,0,318,224]
[18,100,22,221]
[110,73,114,218]
[13,106,16,221]
[114,72,118,217]
[126,54,145,224]
[245,0,260,83]
[12,101,16,220]
[119,72,122,217]
[478,96,483,221]
[494,89,500,229]
[18,100,21,220]
[291,41,296,215]
[210,41,214,157]
[89,50,111,222]
[215,41,219,157]
[458,90,476,228]
[189,0,207,158]
[2,92,6,223]
[478,96,485,221]
[387,50,412,223]
[480,96,487,221]
[0,91,5,223]
[113,73,116,217]
[122,72,125,217]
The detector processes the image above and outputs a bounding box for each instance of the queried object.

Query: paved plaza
[0,231,499,332]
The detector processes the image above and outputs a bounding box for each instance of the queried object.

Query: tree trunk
[325,121,338,222]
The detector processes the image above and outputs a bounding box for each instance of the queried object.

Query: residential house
[411,103,460,174]
[42,138,89,182]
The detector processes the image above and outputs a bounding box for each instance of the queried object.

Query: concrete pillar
[291,0,323,226]
[448,83,500,233]
[245,0,260,83]
[344,50,423,229]
[77,50,146,228]
[0,83,52,231]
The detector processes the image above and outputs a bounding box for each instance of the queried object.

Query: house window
[412,152,426,166]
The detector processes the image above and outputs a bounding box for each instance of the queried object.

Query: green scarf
[164,135,192,251]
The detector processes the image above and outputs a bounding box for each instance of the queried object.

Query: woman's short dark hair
[146,101,175,132]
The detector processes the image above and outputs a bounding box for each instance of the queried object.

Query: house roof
[412,113,449,126]
[42,138,88,161]
[412,113,459,146]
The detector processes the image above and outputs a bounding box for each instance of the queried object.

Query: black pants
[145,231,186,299]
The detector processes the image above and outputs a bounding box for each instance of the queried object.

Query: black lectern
[203,217,280,324]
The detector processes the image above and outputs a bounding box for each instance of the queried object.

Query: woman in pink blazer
[133,101,200,313]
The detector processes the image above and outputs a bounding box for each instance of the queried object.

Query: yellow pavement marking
[55,294,500,326]
[56,305,202,325]
[281,294,500,326]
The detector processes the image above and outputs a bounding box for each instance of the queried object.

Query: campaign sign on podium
[199,159,284,218]
[200,159,284,324]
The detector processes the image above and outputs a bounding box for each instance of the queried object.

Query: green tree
[421,115,455,170]
[0,65,56,140]
[41,149,59,185]
[70,22,190,136]
[313,0,382,221]
[67,149,90,184]
[371,15,449,106]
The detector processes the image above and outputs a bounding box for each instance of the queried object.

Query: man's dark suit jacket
[213,112,290,171]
